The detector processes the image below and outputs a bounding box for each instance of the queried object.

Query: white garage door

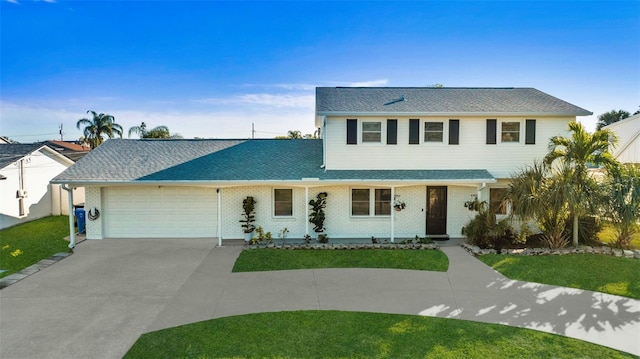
[102,187,217,238]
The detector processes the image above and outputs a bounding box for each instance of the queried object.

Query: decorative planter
[244,232,253,243]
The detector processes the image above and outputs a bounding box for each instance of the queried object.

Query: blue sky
[1,0,638,142]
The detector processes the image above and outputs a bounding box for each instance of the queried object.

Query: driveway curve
[1,238,638,358]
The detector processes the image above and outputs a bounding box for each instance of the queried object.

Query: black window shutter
[387,119,397,145]
[346,119,357,145]
[449,119,459,145]
[409,119,420,144]
[525,119,536,144]
[486,119,497,144]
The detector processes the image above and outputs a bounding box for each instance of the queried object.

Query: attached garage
[102,186,217,238]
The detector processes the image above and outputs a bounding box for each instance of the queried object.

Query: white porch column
[217,188,222,247]
[305,186,309,235]
[390,186,395,243]
[61,184,75,248]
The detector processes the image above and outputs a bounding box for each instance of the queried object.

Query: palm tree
[604,163,640,248]
[76,110,123,149]
[128,122,183,139]
[287,130,302,139]
[543,121,618,246]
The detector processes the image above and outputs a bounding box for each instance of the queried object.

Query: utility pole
[59,124,64,141]
[251,123,255,139]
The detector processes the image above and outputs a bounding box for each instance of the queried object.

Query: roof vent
[384,94,405,106]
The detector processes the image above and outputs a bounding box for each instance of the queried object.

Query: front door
[426,186,447,235]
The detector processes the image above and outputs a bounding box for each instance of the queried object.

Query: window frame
[273,188,294,217]
[424,121,444,142]
[351,188,392,217]
[501,121,521,143]
[361,121,382,143]
[489,188,509,216]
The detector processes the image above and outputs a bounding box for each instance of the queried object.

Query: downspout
[305,186,309,235]
[61,184,75,249]
[390,186,395,243]
[217,188,222,247]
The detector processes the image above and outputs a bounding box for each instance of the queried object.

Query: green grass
[0,216,71,279]
[124,310,634,358]
[479,254,640,299]
[232,249,449,272]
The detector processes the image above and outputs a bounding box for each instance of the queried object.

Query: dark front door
[426,186,447,235]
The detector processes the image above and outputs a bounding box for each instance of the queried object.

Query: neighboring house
[0,144,84,229]
[51,87,591,244]
[603,114,640,164]
[44,140,91,162]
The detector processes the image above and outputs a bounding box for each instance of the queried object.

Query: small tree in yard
[240,197,256,235]
[544,122,617,246]
[604,164,640,248]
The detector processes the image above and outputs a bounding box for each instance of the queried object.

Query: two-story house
[52,87,591,246]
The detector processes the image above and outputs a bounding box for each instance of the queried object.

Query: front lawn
[479,254,640,299]
[232,248,449,272]
[0,216,71,279]
[124,310,634,358]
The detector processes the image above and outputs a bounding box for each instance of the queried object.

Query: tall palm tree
[76,110,123,149]
[128,122,183,139]
[544,121,618,246]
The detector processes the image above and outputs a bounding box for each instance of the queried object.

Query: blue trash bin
[75,208,86,234]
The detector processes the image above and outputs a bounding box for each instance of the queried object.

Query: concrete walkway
[1,239,639,358]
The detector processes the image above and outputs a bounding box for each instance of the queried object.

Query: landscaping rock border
[244,243,439,251]
[461,243,640,259]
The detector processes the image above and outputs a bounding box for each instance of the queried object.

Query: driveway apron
[1,240,639,358]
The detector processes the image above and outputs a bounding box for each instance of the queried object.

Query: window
[351,189,370,216]
[375,189,391,215]
[501,122,520,143]
[490,188,508,215]
[274,189,293,216]
[424,122,444,142]
[352,188,391,216]
[362,122,381,142]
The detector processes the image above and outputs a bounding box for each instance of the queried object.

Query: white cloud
[331,79,389,87]
[194,93,315,109]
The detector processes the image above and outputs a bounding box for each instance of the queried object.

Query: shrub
[461,199,513,249]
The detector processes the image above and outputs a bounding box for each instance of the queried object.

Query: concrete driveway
[1,238,639,358]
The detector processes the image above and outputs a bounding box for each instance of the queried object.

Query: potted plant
[393,195,406,212]
[309,192,328,238]
[240,196,256,242]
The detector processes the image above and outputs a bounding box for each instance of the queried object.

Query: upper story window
[501,122,520,143]
[424,122,444,142]
[351,188,391,216]
[273,188,293,216]
[362,122,382,142]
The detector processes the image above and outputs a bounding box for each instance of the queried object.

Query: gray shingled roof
[316,87,592,116]
[0,143,46,169]
[52,139,495,184]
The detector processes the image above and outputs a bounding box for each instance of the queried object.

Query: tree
[76,110,123,149]
[287,130,302,139]
[507,161,573,248]
[544,122,618,246]
[596,109,630,130]
[128,122,183,139]
[603,163,640,248]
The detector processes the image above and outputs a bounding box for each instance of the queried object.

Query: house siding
[323,116,572,178]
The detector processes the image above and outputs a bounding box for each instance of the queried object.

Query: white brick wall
[85,186,103,239]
